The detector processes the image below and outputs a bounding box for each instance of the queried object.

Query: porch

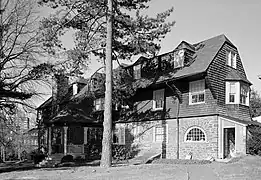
[46,125,102,158]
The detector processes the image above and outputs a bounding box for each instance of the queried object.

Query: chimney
[52,73,69,104]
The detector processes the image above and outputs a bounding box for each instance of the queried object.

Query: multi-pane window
[153,125,168,142]
[113,125,125,145]
[229,82,236,103]
[94,98,104,111]
[155,126,164,142]
[226,82,249,106]
[240,84,249,105]
[227,51,237,69]
[189,80,205,104]
[153,89,165,110]
[185,127,206,142]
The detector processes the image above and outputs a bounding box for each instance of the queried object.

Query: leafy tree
[38,0,175,167]
[0,0,54,160]
[250,88,261,118]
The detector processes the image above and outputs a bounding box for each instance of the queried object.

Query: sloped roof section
[157,34,231,82]
[225,67,252,85]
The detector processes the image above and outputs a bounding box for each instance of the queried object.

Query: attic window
[73,83,78,95]
[227,51,237,69]
[133,64,141,79]
[94,98,105,111]
[173,49,184,69]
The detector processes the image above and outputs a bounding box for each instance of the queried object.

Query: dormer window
[72,83,78,95]
[133,64,141,79]
[94,98,105,111]
[173,49,184,69]
[227,51,237,69]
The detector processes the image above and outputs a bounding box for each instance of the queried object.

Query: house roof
[225,67,252,85]
[48,108,101,126]
[36,96,52,110]
[156,34,236,83]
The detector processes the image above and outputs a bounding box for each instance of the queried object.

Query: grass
[152,158,212,165]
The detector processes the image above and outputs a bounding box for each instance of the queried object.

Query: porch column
[48,126,52,155]
[63,126,68,155]
[84,127,88,144]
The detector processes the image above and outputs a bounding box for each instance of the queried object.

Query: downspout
[166,82,180,159]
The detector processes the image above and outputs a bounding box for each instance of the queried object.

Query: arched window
[185,127,206,142]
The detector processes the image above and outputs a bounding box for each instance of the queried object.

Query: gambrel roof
[156,34,242,83]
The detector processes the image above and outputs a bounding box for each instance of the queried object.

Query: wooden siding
[207,43,251,121]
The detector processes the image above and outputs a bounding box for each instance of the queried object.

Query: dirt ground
[1,155,261,180]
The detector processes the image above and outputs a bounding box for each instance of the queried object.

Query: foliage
[250,89,261,118]
[38,0,175,66]
[247,125,261,156]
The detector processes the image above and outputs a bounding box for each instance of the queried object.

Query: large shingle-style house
[38,34,259,160]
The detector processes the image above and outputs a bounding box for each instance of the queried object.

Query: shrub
[29,149,46,164]
[61,155,74,163]
[248,125,261,155]
[112,144,131,161]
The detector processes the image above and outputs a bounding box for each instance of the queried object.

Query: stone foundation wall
[166,115,219,160]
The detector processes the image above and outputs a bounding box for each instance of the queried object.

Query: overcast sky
[42,0,261,92]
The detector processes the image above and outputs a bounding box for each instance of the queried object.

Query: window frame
[184,126,207,143]
[133,64,141,79]
[153,124,168,143]
[189,80,205,105]
[94,97,105,111]
[227,51,237,69]
[153,89,165,110]
[225,81,249,106]
[240,83,249,106]
[113,125,125,145]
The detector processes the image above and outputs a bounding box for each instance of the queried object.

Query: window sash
[113,126,125,145]
[153,89,164,110]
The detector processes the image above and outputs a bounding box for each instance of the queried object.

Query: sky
[42,0,261,93]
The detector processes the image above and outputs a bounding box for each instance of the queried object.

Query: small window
[227,51,237,69]
[133,64,141,79]
[113,125,125,145]
[94,98,104,111]
[153,89,165,110]
[153,125,168,142]
[185,127,206,142]
[189,80,205,104]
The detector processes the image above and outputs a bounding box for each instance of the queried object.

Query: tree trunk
[100,0,113,168]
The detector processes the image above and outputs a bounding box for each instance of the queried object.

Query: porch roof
[48,108,102,127]
[220,115,261,126]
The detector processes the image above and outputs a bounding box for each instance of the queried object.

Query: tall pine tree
[39,0,175,167]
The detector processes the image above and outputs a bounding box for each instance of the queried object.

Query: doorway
[223,128,235,158]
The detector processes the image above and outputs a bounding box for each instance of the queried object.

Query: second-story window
[153,89,165,110]
[133,64,141,79]
[225,82,249,106]
[94,98,104,111]
[189,80,205,104]
[227,51,237,69]
[240,84,249,105]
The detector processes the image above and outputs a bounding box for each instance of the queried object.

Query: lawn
[0,155,261,180]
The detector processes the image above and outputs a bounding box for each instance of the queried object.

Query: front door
[224,128,235,158]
